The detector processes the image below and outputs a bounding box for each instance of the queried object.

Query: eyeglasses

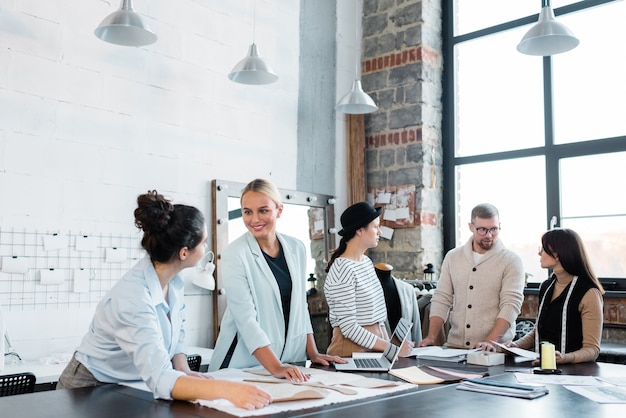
[473,225,500,236]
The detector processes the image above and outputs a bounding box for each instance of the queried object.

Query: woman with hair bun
[57,190,271,410]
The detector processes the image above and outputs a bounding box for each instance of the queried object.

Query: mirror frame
[211,179,336,342]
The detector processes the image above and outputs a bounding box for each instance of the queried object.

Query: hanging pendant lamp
[228,0,278,85]
[336,0,377,114]
[94,0,157,47]
[517,1,579,56]
[336,80,378,114]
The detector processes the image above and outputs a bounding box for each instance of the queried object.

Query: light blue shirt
[76,256,188,400]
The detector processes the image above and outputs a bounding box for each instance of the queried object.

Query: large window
[443,0,626,282]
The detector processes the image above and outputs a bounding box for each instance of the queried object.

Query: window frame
[442,0,626,277]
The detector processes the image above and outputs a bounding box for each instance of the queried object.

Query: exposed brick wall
[360,0,443,279]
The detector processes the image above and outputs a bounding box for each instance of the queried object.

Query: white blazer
[209,232,313,370]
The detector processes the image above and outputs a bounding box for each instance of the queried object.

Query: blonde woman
[209,179,344,380]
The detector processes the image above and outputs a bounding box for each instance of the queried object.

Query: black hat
[338,202,383,236]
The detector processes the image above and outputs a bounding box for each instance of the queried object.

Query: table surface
[1,356,625,417]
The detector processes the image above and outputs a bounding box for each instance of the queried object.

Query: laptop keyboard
[354,357,384,368]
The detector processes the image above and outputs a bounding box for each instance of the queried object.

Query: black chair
[0,372,36,397]
[186,354,202,372]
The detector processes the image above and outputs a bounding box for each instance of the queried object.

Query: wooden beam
[346,114,366,205]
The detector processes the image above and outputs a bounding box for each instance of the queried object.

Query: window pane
[552,2,626,144]
[561,216,626,279]
[454,0,577,36]
[560,152,626,218]
[455,29,544,157]
[456,157,547,282]
[560,152,626,278]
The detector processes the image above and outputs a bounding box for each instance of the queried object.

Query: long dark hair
[134,190,205,263]
[542,228,604,294]
[325,230,357,272]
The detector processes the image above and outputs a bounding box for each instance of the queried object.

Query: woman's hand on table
[310,353,347,366]
[271,364,311,382]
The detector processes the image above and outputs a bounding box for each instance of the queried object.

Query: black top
[538,275,594,353]
[262,243,292,335]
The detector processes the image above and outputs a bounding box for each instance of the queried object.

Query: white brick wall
[0,0,304,358]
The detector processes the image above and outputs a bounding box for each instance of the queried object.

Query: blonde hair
[240,179,282,208]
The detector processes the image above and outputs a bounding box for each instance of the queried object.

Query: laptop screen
[385,317,413,363]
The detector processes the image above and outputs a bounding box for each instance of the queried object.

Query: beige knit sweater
[429,237,525,348]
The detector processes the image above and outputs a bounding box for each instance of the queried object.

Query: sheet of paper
[389,366,443,384]
[514,372,601,386]
[105,247,127,263]
[198,368,413,417]
[597,376,626,386]
[395,207,410,219]
[492,341,539,359]
[1,256,29,273]
[376,192,392,204]
[40,269,65,285]
[383,209,397,221]
[243,366,399,388]
[380,226,394,240]
[565,385,626,403]
[73,269,90,293]
[75,235,98,252]
[43,234,67,251]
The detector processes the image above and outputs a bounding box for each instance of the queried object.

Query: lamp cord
[354,0,363,79]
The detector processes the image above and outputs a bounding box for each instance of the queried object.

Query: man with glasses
[418,203,525,352]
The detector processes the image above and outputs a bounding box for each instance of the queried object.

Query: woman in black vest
[509,228,604,364]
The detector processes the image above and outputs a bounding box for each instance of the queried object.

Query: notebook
[334,317,413,372]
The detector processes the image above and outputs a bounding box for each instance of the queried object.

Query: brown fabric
[422,301,448,346]
[326,323,388,357]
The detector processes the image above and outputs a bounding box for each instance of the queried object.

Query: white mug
[191,251,215,290]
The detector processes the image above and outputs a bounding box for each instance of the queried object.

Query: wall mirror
[211,179,336,341]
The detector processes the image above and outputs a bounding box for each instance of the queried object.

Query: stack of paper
[409,346,478,362]
[457,378,549,399]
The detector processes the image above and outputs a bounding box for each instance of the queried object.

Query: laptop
[334,317,413,372]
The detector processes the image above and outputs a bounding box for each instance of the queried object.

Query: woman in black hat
[324,202,414,358]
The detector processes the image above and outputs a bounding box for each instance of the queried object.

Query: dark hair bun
[134,190,174,233]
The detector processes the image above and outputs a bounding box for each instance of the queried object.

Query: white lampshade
[517,6,579,56]
[94,0,157,47]
[336,0,377,114]
[336,79,378,114]
[228,43,278,85]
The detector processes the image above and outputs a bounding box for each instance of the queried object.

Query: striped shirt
[324,256,387,349]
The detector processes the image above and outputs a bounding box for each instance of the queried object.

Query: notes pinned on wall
[73,269,91,293]
[105,247,127,263]
[0,228,144,310]
[380,226,394,240]
[1,256,29,274]
[39,269,65,285]
[43,234,67,251]
[75,235,98,252]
